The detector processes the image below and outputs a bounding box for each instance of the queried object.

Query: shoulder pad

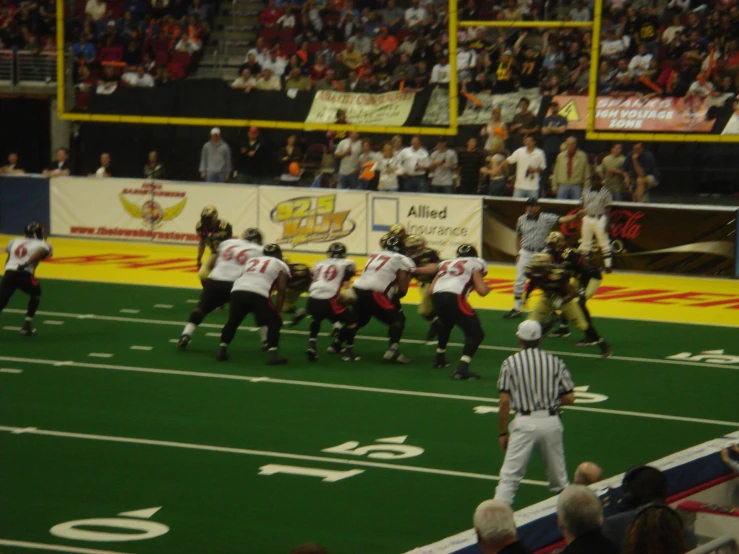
[195,221,203,232]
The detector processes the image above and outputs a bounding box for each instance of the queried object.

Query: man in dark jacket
[237,126,263,183]
[558,485,618,554]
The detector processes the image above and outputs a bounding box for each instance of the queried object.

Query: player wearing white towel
[351,236,415,363]
[178,228,263,349]
[217,244,290,365]
[0,222,53,336]
[429,244,491,380]
[306,242,359,362]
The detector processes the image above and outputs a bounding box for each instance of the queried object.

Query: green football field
[1,279,737,554]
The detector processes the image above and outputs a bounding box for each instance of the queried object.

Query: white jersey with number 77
[353,250,415,295]
[432,257,488,297]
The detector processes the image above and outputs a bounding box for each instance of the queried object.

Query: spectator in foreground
[199,128,232,183]
[473,499,531,554]
[397,136,430,193]
[621,505,688,554]
[43,148,72,177]
[1,152,24,174]
[573,461,603,486]
[557,485,617,554]
[503,134,546,199]
[256,68,282,91]
[551,137,591,200]
[375,143,401,192]
[335,131,362,189]
[232,69,257,92]
[279,134,302,185]
[428,137,458,194]
[599,143,628,201]
[144,151,166,180]
[720,443,739,472]
[622,143,660,203]
[457,137,486,195]
[92,152,112,178]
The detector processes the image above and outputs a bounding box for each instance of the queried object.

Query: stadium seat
[171,51,191,68]
[282,42,298,56]
[155,50,170,66]
[307,42,321,54]
[302,143,327,174]
[75,91,90,109]
[168,61,185,79]
[278,28,295,41]
[99,46,124,63]
[150,39,170,54]
[259,28,278,41]
[329,42,345,52]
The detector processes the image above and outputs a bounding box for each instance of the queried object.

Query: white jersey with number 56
[432,257,488,297]
[232,256,291,298]
[309,258,357,300]
[210,239,264,283]
[354,250,415,294]
[5,238,53,274]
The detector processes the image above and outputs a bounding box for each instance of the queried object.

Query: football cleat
[327,341,342,354]
[432,353,450,369]
[216,346,229,361]
[177,334,191,349]
[575,338,599,346]
[20,321,36,336]
[452,360,481,380]
[267,350,288,365]
[503,309,523,320]
[341,347,360,362]
[548,326,571,338]
[383,348,410,364]
[261,341,269,352]
[306,348,318,362]
[598,339,612,358]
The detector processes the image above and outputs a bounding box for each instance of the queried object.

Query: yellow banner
[305,91,415,127]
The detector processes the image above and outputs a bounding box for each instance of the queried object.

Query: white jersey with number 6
[309,258,357,300]
[432,257,488,297]
[210,239,264,283]
[231,256,291,298]
[354,250,415,294]
[5,238,53,274]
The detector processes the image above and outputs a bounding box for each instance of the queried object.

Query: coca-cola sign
[560,209,645,239]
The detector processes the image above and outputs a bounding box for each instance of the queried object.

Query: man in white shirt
[94,152,112,178]
[569,0,590,21]
[246,37,269,66]
[628,43,653,77]
[397,136,430,192]
[404,0,427,28]
[428,138,458,194]
[121,65,155,87]
[261,50,287,77]
[600,28,628,61]
[231,68,257,91]
[503,135,546,199]
[255,68,282,91]
[456,42,477,81]
[430,61,451,84]
[335,132,362,189]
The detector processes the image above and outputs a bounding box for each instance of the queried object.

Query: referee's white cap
[517,320,542,341]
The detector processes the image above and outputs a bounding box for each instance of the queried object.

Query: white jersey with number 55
[5,238,53,274]
[432,257,488,297]
[354,250,415,294]
[210,239,264,283]
[231,256,291,298]
[309,258,357,300]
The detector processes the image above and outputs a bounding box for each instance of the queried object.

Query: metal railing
[688,537,739,554]
[0,49,14,84]
[0,49,57,86]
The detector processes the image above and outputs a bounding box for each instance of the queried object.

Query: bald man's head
[574,462,603,486]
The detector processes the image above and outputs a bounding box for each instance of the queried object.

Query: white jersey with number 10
[309,258,357,300]
[432,257,488,297]
[210,239,264,283]
[354,250,415,294]
[5,238,53,274]
[231,256,291,298]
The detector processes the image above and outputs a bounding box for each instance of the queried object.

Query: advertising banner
[50,177,258,243]
[553,94,732,132]
[258,186,367,254]
[305,90,415,127]
[483,198,737,276]
[422,89,542,126]
[367,193,483,259]
[721,100,739,134]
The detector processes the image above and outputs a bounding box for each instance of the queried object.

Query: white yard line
[87,353,113,358]
[0,368,23,373]
[0,539,133,554]
[129,346,153,351]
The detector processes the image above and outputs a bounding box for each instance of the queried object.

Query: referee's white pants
[514,249,534,310]
[579,215,612,259]
[493,413,569,506]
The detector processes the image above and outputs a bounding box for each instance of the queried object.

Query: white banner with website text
[367,193,483,259]
[50,177,258,243]
[258,186,367,254]
[305,90,415,127]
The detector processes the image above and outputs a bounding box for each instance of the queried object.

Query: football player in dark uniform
[379,223,407,249]
[196,206,233,287]
[523,253,611,358]
[544,231,603,344]
[405,235,442,342]
[285,261,312,324]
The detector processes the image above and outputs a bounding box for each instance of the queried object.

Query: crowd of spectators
[0,0,57,52]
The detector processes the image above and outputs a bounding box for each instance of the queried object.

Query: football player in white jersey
[178,228,263,349]
[306,242,358,362]
[0,222,53,336]
[217,243,290,365]
[351,236,416,363]
[429,244,490,380]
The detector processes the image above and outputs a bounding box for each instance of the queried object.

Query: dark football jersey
[549,247,602,283]
[287,262,312,292]
[526,265,572,296]
[196,219,233,251]
[411,247,441,284]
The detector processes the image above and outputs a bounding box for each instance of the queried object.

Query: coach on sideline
[504,198,583,319]
[494,320,575,506]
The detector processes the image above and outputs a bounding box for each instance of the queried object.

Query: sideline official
[493,320,575,506]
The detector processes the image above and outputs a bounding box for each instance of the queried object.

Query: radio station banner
[367,193,483,259]
[50,177,258,244]
[258,186,367,254]
[553,95,732,132]
[483,198,737,276]
[305,90,415,127]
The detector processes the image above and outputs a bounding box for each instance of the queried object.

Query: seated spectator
[598,60,615,93]
[315,68,338,90]
[278,134,302,185]
[391,69,410,90]
[557,486,617,554]
[404,0,427,29]
[85,0,107,22]
[569,0,590,21]
[662,15,684,45]
[99,65,119,88]
[310,54,328,82]
[155,66,172,86]
[622,506,688,554]
[430,58,450,84]
[600,27,628,62]
[144,150,166,179]
[286,67,312,90]
[629,43,653,78]
[330,52,350,80]
[344,70,367,92]
[357,55,374,78]
[348,28,370,55]
[263,48,287,78]
[123,39,142,66]
[342,42,362,70]
[72,33,97,63]
[259,0,283,29]
[240,53,263,79]
[412,61,430,89]
[277,4,296,29]
[540,75,562,97]
[398,31,418,57]
[363,10,382,37]
[232,68,257,91]
[376,27,398,55]
[1,152,24,175]
[43,148,72,177]
[92,152,112,178]
[380,0,405,33]
[573,462,603,486]
[295,12,319,43]
[374,53,395,83]
[570,57,590,92]
[121,65,155,87]
[247,37,269,67]
[473,499,531,554]
[255,68,282,90]
[500,0,523,21]
[339,12,359,42]
[175,16,203,55]
[285,54,305,77]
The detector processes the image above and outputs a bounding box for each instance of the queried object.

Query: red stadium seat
[282,42,298,55]
[75,91,90,109]
[150,39,170,53]
[278,28,294,41]
[171,51,191,67]
[307,42,321,53]
[99,46,123,62]
[155,50,170,66]
[109,1,124,19]
[329,42,345,52]
[259,28,278,41]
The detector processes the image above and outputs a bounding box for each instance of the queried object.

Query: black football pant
[220,291,282,348]
[0,270,41,318]
[432,292,484,358]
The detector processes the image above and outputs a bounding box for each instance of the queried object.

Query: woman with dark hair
[279,134,303,185]
[621,505,688,554]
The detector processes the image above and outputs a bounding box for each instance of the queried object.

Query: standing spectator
[573,462,603,486]
[144,151,166,180]
[481,107,508,154]
[457,137,486,195]
[623,143,660,203]
[43,148,72,177]
[428,138,458,194]
[397,136,430,193]
[509,98,540,150]
[278,134,303,185]
[237,127,262,183]
[493,320,575,505]
[551,137,591,200]
[356,139,376,190]
[540,102,567,193]
[473,500,532,554]
[557,486,618,554]
[375,143,401,192]
[598,144,628,201]
[1,153,24,174]
[480,153,508,196]
[259,0,283,28]
[92,153,112,178]
[503,135,546,199]
[456,42,477,81]
[199,128,232,183]
[335,131,362,189]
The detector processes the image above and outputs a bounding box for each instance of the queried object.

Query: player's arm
[412,263,439,276]
[557,211,584,224]
[196,238,205,268]
[559,390,575,406]
[559,281,578,306]
[472,268,490,297]
[341,266,356,289]
[274,270,288,314]
[17,249,48,271]
[427,272,441,296]
[395,270,410,299]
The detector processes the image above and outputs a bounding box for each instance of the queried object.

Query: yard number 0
[50,507,169,543]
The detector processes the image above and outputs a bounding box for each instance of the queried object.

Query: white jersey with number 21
[5,238,53,274]
[231,256,291,298]
[432,257,488,297]
[210,239,264,283]
[354,250,415,294]
[309,258,357,300]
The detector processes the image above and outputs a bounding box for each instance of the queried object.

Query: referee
[504,198,583,319]
[493,320,575,506]
[579,175,613,273]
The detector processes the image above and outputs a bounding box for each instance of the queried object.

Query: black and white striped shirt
[516,213,561,251]
[497,348,575,412]
[582,187,612,217]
